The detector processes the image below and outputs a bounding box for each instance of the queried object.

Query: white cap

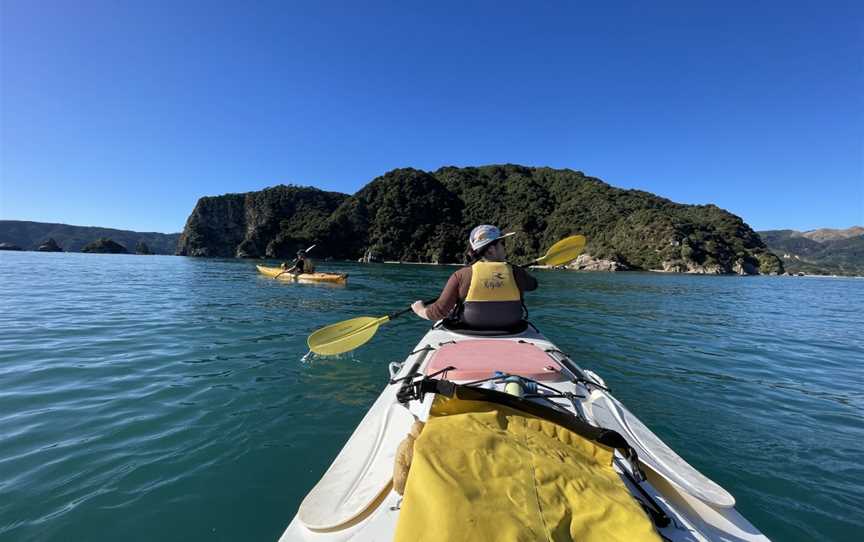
[469,225,516,251]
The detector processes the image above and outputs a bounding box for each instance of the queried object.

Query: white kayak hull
[280,323,769,542]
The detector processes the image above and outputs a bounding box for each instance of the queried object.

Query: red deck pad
[425,340,564,381]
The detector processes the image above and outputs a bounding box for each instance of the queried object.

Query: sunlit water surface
[1,252,862,541]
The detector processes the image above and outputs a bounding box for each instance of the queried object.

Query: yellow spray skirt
[395,396,662,542]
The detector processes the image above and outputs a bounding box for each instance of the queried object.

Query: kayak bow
[279,322,768,542]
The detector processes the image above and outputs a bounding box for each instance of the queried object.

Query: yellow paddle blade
[307,316,390,356]
[535,235,586,267]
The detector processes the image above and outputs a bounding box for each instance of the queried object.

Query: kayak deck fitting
[256,265,348,284]
[279,322,768,541]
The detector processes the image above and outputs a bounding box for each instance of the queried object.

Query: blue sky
[1,0,861,233]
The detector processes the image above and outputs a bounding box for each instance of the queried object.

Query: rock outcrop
[567,254,629,272]
[0,242,23,251]
[176,185,347,258]
[82,238,128,254]
[37,238,63,252]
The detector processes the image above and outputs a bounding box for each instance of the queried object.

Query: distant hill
[798,226,864,243]
[0,220,180,255]
[759,227,864,276]
[178,165,783,275]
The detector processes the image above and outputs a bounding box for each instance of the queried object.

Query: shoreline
[367,260,864,278]
[381,260,462,266]
[9,251,862,278]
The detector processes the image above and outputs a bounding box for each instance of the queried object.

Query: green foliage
[178,166,786,274]
[323,169,463,261]
[756,252,784,275]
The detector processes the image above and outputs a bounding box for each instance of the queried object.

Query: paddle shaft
[390,298,437,320]
[274,267,298,279]
[515,258,541,269]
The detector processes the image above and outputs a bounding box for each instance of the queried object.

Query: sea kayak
[279,322,769,541]
[256,265,348,284]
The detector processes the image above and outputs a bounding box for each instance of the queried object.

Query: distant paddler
[277,245,317,278]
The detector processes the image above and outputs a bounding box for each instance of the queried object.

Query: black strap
[404,379,633,457]
[619,460,672,528]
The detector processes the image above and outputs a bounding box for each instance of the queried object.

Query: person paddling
[412,225,537,330]
[282,250,316,276]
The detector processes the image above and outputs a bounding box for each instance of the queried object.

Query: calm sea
[1,252,862,541]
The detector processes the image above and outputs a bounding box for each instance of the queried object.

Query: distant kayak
[256,265,348,284]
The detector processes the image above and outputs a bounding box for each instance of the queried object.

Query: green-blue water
[1,252,862,541]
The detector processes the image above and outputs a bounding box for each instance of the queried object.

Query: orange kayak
[256,265,348,284]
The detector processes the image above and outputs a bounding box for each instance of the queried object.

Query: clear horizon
[1,1,862,233]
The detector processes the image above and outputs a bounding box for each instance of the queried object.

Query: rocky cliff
[177,165,784,275]
[176,185,348,258]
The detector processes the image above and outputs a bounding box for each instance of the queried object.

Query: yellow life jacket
[461,261,523,329]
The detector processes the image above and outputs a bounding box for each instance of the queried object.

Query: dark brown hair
[466,238,502,264]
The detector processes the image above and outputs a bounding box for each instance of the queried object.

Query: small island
[175,165,786,275]
[81,238,129,254]
[37,238,64,252]
[0,242,23,251]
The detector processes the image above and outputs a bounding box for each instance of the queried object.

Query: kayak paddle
[307,298,437,356]
[307,234,586,355]
[528,235,586,267]
[275,244,318,279]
